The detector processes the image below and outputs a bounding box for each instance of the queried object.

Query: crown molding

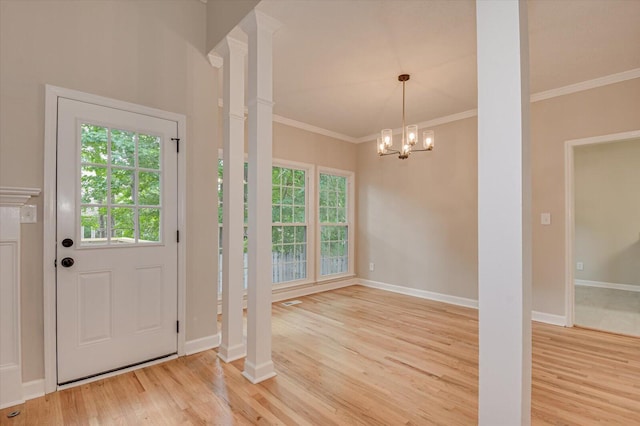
[356,68,640,143]
[357,109,478,143]
[214,68,640,145]
[0,187,41,206]
[272,115,359,143]
[530,68,640,103]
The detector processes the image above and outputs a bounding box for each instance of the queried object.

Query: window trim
[316,166,355,282]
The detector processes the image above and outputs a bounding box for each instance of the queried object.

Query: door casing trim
[43,85,187,393]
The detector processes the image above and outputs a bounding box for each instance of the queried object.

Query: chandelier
[377,74,434,159]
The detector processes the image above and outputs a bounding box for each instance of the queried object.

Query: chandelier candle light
[377,74,435,159]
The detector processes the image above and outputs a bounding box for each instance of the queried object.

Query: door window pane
[111,129,136,167]
[81,124,108,164]
[81,165,108,204]
[138,134,161,170]
[111,207,135,243]
[138,172,160,206]
[111,168,134,205]
[81,206,108,244]
[139,208,161,243]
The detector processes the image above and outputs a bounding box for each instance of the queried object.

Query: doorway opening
[565,130,640,336]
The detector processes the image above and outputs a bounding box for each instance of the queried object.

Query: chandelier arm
[378,149,400,157]
[408,147,434,153]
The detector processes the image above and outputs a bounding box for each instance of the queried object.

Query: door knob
[62,238,74,247]
[61,257,75,268]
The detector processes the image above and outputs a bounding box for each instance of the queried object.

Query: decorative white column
[215,35,248,363]
[476,1,532,425]
[0,187,40,409]
[240,10,281,384]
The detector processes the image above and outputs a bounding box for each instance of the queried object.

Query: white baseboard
[185,333,221,356]
[273,277,357,303]
[358,279,479,309]
[575,279,640,293]
[22,379,45,401]
[217,277,358,314]
[532,311,567,326]
[358,278,568,326]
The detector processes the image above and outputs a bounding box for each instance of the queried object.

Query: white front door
[56,98,179,385]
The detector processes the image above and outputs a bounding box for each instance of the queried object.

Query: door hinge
[171,137,180,153]
[176,230,180,243]
[176,321,180,333]
[54,259,57,268]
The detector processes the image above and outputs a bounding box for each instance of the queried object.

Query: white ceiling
[251,0,640,141]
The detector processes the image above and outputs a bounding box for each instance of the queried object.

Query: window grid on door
[79,123,163,246]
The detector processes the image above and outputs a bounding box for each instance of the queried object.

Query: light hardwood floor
[2,286,639,425]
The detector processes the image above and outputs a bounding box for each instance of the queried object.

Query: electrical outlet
[576,262,584,271]
[541,212,551,225]
[369,262,374,272]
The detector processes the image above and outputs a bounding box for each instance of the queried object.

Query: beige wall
[357,78,640,315]
[574,138,640,286]
[206,0,259,53]
[357,118,479,300]
[273,123,358,171]
[0,0,219,381]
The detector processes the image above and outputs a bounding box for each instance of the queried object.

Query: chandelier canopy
[377,74,434,160]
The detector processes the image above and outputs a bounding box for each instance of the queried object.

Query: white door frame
[564,129,640,327]
[43,85,187,393]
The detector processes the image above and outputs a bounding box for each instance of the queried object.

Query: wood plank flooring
[2,286,639,425]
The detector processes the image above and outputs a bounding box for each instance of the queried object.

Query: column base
[217,343,246,363]
[242,360,276,384]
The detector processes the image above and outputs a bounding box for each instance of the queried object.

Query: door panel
[56,98,178,384]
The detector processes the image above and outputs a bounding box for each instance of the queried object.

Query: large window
[217,159,353,293]
[217,159,311,289]
[318,171,351,276]
[271,165,308,283]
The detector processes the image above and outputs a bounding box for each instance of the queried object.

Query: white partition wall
[0,187,40,409]
[476,1,532,425]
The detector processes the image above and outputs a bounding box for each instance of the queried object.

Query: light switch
[541,212,551,225]
[20,204,37,223]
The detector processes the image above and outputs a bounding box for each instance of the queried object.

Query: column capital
[215,34,248,57]
[207,52,223,69]
[239,10,282,35]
